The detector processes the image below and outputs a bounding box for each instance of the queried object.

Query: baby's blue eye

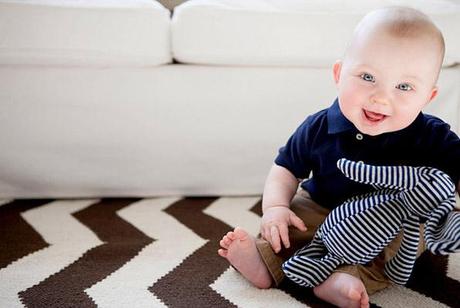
[396,83,413,91]
[361,73,375,83]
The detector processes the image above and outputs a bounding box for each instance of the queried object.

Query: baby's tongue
[365,110,385,121]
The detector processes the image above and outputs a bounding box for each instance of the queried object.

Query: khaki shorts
[255,189,426,295]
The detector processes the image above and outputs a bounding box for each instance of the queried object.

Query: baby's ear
[428,86,438,103]
[333,60,342,85]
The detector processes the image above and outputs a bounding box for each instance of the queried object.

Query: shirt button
[356,133,363,140]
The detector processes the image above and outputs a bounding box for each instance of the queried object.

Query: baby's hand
[260,206,307,253]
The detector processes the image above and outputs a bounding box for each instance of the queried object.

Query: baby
[218,6,460,308]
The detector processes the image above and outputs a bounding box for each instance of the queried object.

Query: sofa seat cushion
[172,0,460,68]
[0,0,172,66]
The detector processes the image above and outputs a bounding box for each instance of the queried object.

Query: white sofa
[1,0,459,198]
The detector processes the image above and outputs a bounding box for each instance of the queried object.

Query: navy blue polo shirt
[275,99,460,210]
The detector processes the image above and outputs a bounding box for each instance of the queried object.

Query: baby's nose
[370,89,391,105]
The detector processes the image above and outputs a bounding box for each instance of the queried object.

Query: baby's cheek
[343,81,367,98]
[340,87,365,107]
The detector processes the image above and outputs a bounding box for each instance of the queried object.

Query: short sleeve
[426,118,460,184]
[274,116,313,179]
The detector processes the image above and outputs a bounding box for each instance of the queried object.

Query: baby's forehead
[354,7,444,51]
[348,7,445,68]
[345,28,443,83]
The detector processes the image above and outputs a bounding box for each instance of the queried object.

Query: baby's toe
[226,231,236,240]
[217,248,228,258]
[220,237,232,248]
[233,227,249,240]
[360,291,369,308]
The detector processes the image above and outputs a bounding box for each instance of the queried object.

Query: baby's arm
[261,164,307,252]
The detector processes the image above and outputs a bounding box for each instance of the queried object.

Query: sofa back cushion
[172,0,460,68]
[0,0,172,67]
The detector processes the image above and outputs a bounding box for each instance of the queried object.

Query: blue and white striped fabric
[282,158,459,288]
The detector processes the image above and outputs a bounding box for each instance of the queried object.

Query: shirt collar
[326,98,425,136]
[327,98,356,134]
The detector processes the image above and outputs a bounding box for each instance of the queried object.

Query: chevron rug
[1,197,459,308]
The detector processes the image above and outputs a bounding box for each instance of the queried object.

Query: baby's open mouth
[363,110,387,122]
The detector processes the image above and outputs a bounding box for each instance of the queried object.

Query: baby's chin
[352,121,388,136]
[355,123,408,136]
[357,128,385,136]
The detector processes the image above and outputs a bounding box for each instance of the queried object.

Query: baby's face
[334,30,441,136]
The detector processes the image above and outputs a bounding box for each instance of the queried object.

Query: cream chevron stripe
[370,285,449,308]
[0,199,100,307]
[203,197,261,236]
[205,197,307,307]
[212,268,309,308]
[447,253,460,281]
[86,197,207,308]
[0,199,11,206]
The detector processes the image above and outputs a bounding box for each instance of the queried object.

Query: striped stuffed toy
[282,158,460,288]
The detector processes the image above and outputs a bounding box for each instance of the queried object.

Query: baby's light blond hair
[348,7,445,78]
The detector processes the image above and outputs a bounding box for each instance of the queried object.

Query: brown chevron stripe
[150,197,237,308]
[407,251,460,307]
[250,199,263,217]
[19,198,151,308]
[0,199,53,269]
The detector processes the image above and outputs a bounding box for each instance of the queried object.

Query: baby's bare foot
[218,227,272,289]
[313,272,369,308]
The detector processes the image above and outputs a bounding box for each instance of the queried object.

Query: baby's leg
[315,224,427,307]
[313,272,369,308]
[218,227,272,289]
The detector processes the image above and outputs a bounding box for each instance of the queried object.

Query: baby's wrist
[262,204,289,214]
